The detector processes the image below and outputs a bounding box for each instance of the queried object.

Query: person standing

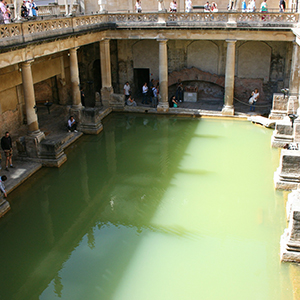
[186,0,192,12]
[1,132,14,171]
[279,0,285,12]
[123,82,131,102]
[152,86,158,108]
[249,88,259,112]
[169,0,177,12]
[80,87,85,107]
[0,175,7,198]
[135,0,142,12]
[142,82,149,104]
[0,0,6,24]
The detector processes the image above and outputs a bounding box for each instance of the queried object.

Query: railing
[0,12,299,47]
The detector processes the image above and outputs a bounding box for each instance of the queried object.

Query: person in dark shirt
[1,132,14,171]
[279,0,285,12]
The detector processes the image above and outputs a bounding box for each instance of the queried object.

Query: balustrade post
[222,39,236,116]
[157,38,169,112]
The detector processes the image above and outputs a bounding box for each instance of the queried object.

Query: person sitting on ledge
[169,95,178,108]
[127,96,137,107]
[67,116,78,132]
[0,175,7,198]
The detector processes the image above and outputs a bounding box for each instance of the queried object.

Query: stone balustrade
[0,12,298,47]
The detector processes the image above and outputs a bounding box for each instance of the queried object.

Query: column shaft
[223,40,236,115]
[289,42,300,97]
[100,39,112,88]
[69,48,82,108]
[21,60,39,133]
[159,39,168,105]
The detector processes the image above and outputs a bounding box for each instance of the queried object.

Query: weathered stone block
[274,150,300,190]
[269,93,288,120]
[109,93,125,109]
[281,188,300,262]
[101,87,114,107]
[271,119,293,148]
[78,107,103,135]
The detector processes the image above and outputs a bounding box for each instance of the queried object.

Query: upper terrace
[0,11,299,48]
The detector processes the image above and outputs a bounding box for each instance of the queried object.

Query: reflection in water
[0,115,295,300]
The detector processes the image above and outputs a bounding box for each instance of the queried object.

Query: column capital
[225,39,237,44]
[69,47,79,53]
[100,38,110,43]
[21,59,34,67]
[157,38,168,43]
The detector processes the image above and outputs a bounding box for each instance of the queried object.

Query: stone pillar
[157,39,169,112]
[100,39,114,106]
[21,60,40,133]
[222,40,236,116]
[69,47,82,109]
[289,42,300,98]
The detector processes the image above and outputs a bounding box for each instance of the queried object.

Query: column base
[221,105,234,116]
[101,87,114,107]
[157,102,169,113]
[78,107,104,135]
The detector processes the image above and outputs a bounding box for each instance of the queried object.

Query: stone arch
[187,41,219,75]
[132,40,159,79]
[237,41,271,82]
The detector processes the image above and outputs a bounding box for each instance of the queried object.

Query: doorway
[134,68,149,98]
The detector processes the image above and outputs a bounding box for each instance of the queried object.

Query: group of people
[124,80,160,108]
[204,1,218,12]
[21,0,38,19]
[0,0,11,24]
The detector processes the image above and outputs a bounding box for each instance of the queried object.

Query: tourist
[0,175,7,198]
[0,0,6,24]
[279,0,285,12]
[21,0,28,18]
[211,2,218,12]
[186,0,192,12]
[142,82,149,104]
[31,0,38,17]
[169,0,177,12]
[127,96,137,106]
[260,0,267,12]
[152,85,158,108]
[249,88,259,112]
[123,82,131,102]
[169,95,178,107]
[204,1,211,11]
[176,81,183,102]
[0,152,2,170]
[25,0,32,17]
[67,116,78,132]
[80,87,85,106]
[1,132,14,171]
[242,0,247,11]
[135,0,142,13]
[249,0,256,11]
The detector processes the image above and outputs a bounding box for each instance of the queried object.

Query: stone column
[69,47,82,109]
[289,42,300,98]
[222,39,236,116]
[157,39,169,112]
[21,60,40,133]
[100,39,114,106]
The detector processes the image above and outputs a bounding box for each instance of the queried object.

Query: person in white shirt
[169,0,177,12]
[67,116,78,132]
[249,88,259,112]
[135,0,142,12]
[186,0,192,12]
[142,82,149,104]
[123,82,131,101]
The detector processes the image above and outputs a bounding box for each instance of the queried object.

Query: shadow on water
[0,113,201,300]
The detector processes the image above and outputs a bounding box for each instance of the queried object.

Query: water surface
[0,114,292,300]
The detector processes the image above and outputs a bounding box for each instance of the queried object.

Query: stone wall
[116,39,291,102]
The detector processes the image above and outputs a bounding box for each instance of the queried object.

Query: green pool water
[0,114,294,300]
